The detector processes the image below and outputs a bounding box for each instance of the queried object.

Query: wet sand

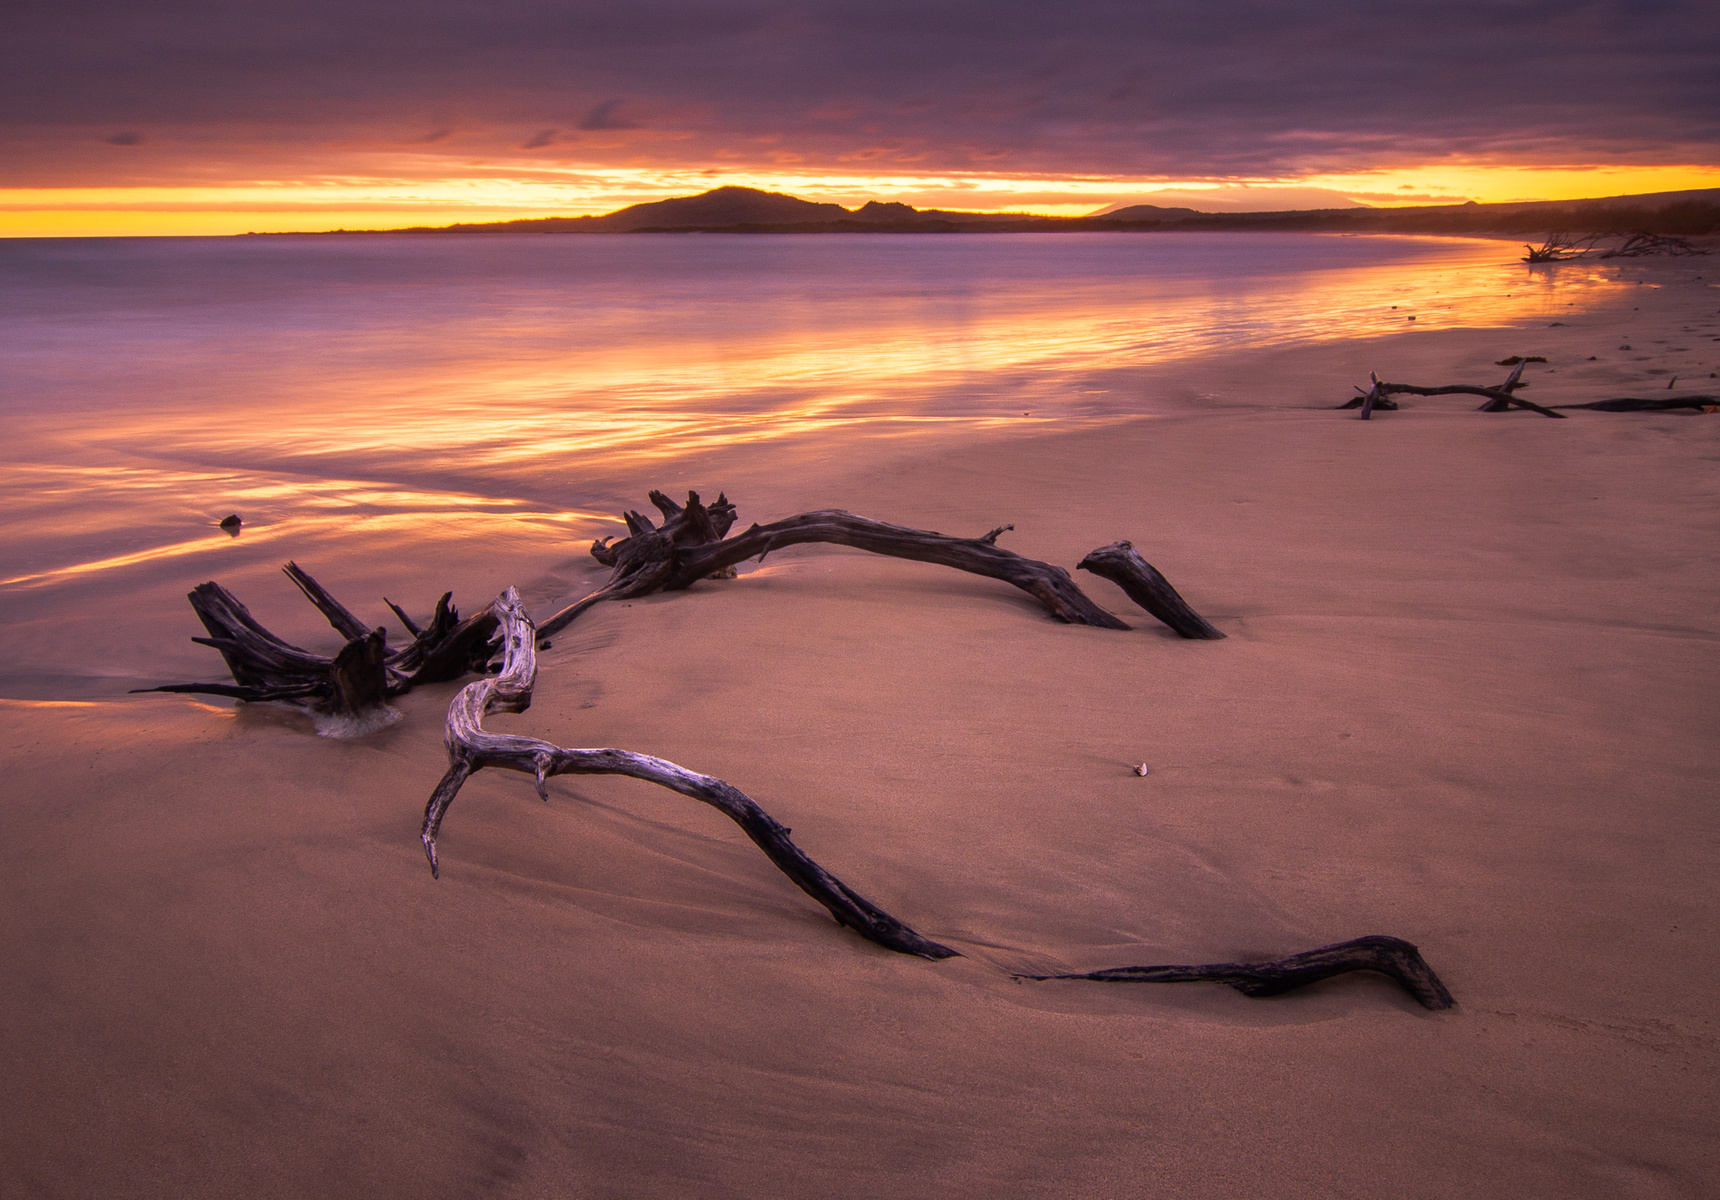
[3,263,1717,1198]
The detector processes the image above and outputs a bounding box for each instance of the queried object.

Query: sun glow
[3,163,1716,237]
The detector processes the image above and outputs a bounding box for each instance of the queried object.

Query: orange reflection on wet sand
[40,238,1629,481]
[0,462,612,591]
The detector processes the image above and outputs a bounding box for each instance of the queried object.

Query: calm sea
[0,231,1626,696]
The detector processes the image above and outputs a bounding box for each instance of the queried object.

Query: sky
[4,0,1719,235]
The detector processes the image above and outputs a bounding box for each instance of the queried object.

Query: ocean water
[0,231,1628,696]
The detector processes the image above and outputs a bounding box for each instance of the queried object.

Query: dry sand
[3,263,1718,1198]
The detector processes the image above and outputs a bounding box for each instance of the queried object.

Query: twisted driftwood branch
[1339,362,1566,420]
[422,588,958,959]
[544,490,1227,639]
[1017,935,1453,1010]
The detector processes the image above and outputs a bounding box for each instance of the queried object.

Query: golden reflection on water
[0,236,1639,616]
[49,241,1629,478]
[0,461,612,591]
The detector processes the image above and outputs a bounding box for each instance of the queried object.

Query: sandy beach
[3,256,1718,1198]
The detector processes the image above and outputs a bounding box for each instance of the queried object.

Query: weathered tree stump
[137,562,500,716]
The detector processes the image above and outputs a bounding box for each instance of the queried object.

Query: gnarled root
[139,563,499,715]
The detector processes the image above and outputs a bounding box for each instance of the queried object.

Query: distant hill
[1092,204,1202,221]
[584,186,851,230]
[300,185,1720,238]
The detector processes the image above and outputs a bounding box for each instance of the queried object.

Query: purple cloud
[3,1,1715,186]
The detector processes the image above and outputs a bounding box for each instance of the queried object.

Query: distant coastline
[248,184,1720,239]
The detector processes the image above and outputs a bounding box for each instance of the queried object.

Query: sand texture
[3,268,1718,1198]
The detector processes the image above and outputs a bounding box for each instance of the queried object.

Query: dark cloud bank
[4,0,1717,185]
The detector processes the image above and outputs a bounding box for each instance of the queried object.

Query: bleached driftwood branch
[422,588,959,960]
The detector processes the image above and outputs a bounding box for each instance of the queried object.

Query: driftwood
[1339,362,1566,419]
[1522,231,1707,261]
[146,496,1223,713]
[1078,542,1225,639]
[427,587,1451,1007]
[1554,396,1718,412]
[1522,232,1604,262]
[1338,362,1719,419]
[1599,232,1708,258]
[423,588,957,959]
[142,495,1452,1008]
[136,562,501,715]
[541,489,1224,639]
[1018,934,1453,1009]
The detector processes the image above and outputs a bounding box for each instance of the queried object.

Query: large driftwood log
[1018,934,1452,1009]
[1339,362,1566,419]
[431,587,1451,1007]
[543,490,1225,639]
[423,588,958,960]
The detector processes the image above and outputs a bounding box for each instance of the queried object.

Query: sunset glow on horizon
[7,0,1715,238]
[7,163,1720,238]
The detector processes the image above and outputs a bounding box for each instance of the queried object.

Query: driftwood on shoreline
[1018,934,1453,1009]
[1554,396,1719,412]
[1522,230,1709,262]
[426,585,1451,1007]
[135,563,500,715]
[1340,362,1567,419]
[144,493,1226,712]
[540,489,1225,640]
[1340,361,1718,420]
[1522,232,1605,262]
[141,491,1453,1010]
